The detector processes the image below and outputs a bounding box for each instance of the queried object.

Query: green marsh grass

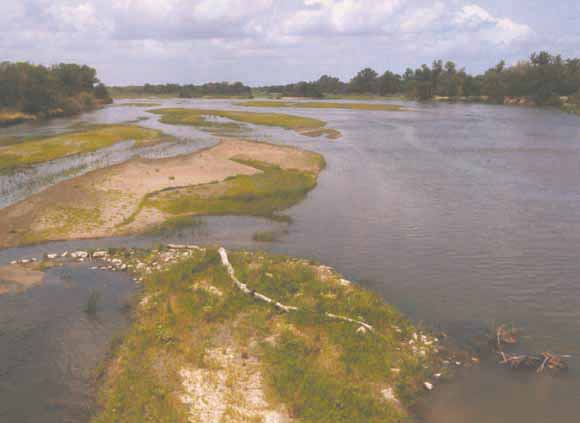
[0,125,168,172]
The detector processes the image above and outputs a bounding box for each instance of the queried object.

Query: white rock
[71,251,89,259]
[9,260,17,265]
[61,251,69,257]
[20,259,31,264]
[424,382,434,391]
[381,387,398,402]
[92,250,108,258]
[47,254,58,259]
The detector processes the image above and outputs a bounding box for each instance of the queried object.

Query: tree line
[0,62,112,117]
[111,82,252,98]
[259,51,580,107]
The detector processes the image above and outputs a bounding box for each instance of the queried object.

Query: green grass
[148,107,329,134]
[114,102,161,108]
[144,159,322,221]
[238,100,405,111]
[323,94,405,101]
[0,125,169,172]
[253,228,289,242]
[93,248,437,422]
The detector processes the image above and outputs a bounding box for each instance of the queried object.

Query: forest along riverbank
[0,138,324,248]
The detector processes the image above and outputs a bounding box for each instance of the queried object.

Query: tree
[349,68,379,94]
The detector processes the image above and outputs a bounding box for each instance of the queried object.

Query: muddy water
[1,99,580,422]
[0,264,136,423]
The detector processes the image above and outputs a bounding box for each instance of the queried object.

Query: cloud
[454,4,531,45]
[0,0,548,85]
[284,0,401,35]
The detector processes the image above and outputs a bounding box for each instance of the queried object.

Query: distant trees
[0,62,111,117]
[257,51,580,107]
[112,82,252,98]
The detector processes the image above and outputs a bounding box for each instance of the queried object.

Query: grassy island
[92,246,440,423]
[239,100,405,112]
[0,125,168,172]
[149,108,341,139]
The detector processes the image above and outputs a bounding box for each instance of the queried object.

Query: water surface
[1,99,580,422]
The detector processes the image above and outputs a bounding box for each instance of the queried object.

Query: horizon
[2,0,579,86]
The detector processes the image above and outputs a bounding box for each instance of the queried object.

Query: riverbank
[0,138,324,248]
[87,245,447,423]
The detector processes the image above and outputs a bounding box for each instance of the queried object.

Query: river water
[1,99,580,422]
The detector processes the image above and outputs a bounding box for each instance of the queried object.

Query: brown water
[1,99,580,422]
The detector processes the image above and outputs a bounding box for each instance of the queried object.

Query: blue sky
[1,0,579,85]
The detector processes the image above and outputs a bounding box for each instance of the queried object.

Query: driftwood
[217,247,374,331]
[498,351,568,372]
[492,324,568,373]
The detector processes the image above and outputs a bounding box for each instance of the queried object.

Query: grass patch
[144,159,321,220]
[238,100,405,112]
[144,215,205,235]
[93,248,437,422]
[148,107,334,136]
[114,102,162,108]
[253,228,288,242]
[0,125,169,172]
[0,111,36,127]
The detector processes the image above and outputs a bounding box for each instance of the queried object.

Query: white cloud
[284,0,401,35]
[400,1,445,32]
[455,4,531,45]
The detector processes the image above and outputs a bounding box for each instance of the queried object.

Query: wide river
[1,99,579,422]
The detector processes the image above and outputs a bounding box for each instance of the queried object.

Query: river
[1,99,580,422]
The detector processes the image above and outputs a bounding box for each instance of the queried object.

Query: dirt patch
[0,264,44,295]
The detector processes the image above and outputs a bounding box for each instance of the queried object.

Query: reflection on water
[1,99,580,422]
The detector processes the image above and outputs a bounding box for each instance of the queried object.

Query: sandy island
[0,138,323,248]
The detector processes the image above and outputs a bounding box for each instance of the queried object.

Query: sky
[1,0,579,85]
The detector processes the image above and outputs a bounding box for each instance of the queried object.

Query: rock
[338,278,351,286]
[71,251,89,259]
[92,250,108,258]
[20,259,31,264]
[61,251,69,257]
[424,382,434,391]
[9,260,17,265]
[434,373,442,379]
[390,368,401,374]
[381,387,398,402]
[47,254,58,259]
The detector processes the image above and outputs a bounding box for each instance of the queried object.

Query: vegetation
[111,82,252,99]
[0,125,168,172]
[258,51,580,110]
[93,247,438,422]
[239,100,404,111]
[148,107,338,137]
[143,158,323,221]
[0,62,112,125]
[253,228,289,242]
